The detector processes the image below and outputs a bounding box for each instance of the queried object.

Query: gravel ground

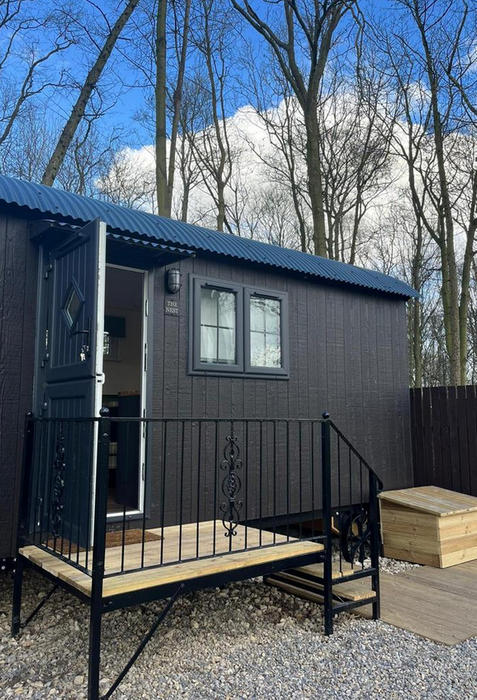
[1,568,476,700]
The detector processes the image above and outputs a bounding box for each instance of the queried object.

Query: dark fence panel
[410,385,477,496]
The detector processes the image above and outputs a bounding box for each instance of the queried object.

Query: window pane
[250,330,265,367]
[250,297,265,332]
[264,299,280,334]
[201,288,217,326]
[218,291,235,328]
[200,326,217,363]
[218,328,235,363]
[265,333,281,367]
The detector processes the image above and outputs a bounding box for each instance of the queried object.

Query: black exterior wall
[0,211,413,557]
[0,214,38,558]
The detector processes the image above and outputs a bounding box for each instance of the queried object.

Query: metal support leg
[372,572,380,621]
[322,414,334,636]
[100,584,184,700]
[323,554,334,636]
[88,597,103,700]
[11,557,24,637]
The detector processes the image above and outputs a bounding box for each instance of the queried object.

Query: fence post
[368,472,381,620]
[321,412,333,636]
[18,412,35,547]
[88,408,110,700]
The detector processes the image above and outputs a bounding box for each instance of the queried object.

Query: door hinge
[145,299,148,317]
[144,343,147,372]
[142,462,145,480]
[44,263,53,280]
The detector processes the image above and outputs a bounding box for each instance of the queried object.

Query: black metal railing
[18,412,382,585]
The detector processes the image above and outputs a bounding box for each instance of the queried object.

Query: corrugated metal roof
[0,175,417,299]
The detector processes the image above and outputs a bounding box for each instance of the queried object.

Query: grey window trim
[190,275,244,374]
[189,275,289,378]
[244,287,289,376]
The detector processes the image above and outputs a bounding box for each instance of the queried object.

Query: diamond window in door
[62,278,84,332]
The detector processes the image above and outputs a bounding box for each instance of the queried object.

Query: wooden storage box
[379,486,477,568]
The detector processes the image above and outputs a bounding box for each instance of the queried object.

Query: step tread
[296,561,371,580]
[269,570,376,602]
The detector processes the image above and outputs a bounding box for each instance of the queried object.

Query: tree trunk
[42,0,139,187]
[304,107,327,257]
[155,0,168,216]
[165,0,191,217]
[459,220,476,383]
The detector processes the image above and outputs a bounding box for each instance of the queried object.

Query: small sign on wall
[165,299,179,316]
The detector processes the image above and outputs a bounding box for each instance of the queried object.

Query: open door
[34,219,106,548]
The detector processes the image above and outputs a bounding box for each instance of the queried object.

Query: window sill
[188,368,290,380]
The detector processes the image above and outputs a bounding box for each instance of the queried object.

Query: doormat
[43,529,162,554]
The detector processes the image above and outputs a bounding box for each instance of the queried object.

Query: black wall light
[166,268,181,293]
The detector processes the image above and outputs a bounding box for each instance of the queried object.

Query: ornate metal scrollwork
[339,507,371,564]
[51,425,66,539]
[220,426,243,537]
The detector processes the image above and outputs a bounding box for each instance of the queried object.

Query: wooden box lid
[378,485,477,517]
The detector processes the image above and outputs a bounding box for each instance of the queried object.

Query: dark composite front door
[33,219,106,547]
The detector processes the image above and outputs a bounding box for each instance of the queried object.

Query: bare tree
[42,0,140,187]
[0,0,75,152]
[231,0,357,256]
[189,0,237,233]
[378,0,477,384]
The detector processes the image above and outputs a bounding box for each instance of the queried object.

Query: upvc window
[190,276,289,377]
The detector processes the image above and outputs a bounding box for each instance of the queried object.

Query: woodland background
[1,0,477,387]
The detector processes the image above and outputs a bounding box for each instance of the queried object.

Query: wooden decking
[19,521,323,599]
[270,557,477,645]
[359,560,477,645]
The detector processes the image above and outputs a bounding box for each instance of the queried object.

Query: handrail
[329,418,383,490]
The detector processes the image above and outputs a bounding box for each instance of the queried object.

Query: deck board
[356,560,477,644]
[20,521,323,599]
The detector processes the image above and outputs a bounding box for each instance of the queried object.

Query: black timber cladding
[0,197,414,554]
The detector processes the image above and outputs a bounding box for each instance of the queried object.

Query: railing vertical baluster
[85,422,93,572]
[196,421,202,559]
[286,421,290,542]
[299,421,303,540]
[141,420,149,570]
[310,422,315,543]
[337,434,342,575]
[160,420,167,565]
[259,421,263,548]
[44,421,54,551]
[120,420,130,574]
[74,422,82,561]
[18,413,35,549]
[273,420,277,545]
[213,421,218,557]
[32,419,43,546]
[322,413,333,636]
[359,459,364,569]
[245,421,249,551]
[178,421,185,563]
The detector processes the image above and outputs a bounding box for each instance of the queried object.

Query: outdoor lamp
[166,267,181,294]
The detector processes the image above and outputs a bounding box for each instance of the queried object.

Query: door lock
[80,344,89,361]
